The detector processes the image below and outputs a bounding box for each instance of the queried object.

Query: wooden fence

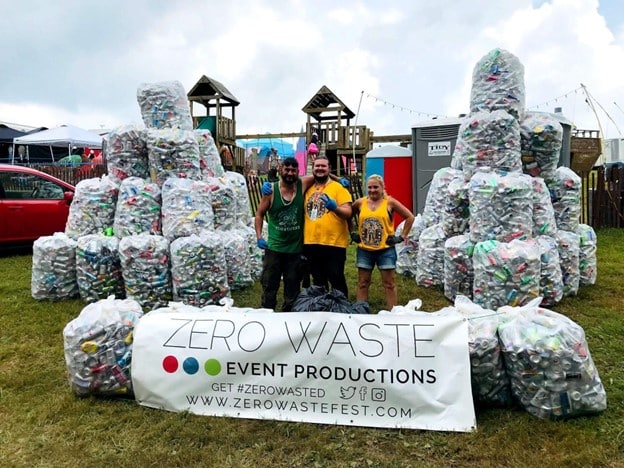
[33,163,108,185]
[580,164,624,228]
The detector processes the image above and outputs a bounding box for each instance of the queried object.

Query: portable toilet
[412,117,463,215]
[364,145,413,228]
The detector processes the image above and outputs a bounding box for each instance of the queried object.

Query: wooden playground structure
[186,77,409,176]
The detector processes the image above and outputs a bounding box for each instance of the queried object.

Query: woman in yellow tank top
[351,174,415,310]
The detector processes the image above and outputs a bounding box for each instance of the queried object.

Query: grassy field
[1,229,623,467]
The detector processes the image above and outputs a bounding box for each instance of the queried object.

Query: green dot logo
[204,358,222,376]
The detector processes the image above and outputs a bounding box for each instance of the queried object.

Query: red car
[0,164,75,243]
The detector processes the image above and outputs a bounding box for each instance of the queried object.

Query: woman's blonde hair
[366,174,387,198]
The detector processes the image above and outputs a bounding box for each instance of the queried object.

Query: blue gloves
[261,182,273,196]
[339,177,350,188]
[257,238,268,249]
[320,193,337,211]
[386,235,404,246]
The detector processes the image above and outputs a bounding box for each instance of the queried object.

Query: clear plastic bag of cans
[577,224,597,285]
[31,232,79,301]
[194,129,225,178]
[531,177,557,237]
[469,48,525,120]
[114,177,162,237]
[136,80,193,130]
[459,110,523,182]
[472,239,541,310]
[422,167,461,227]
[395,214,425,278]
[170,232,231,307]
[556,230,580,297]
[145,128,201,186]
[63,296,143,397]
[468,170,533,244]
[103,125,149,183]
[118,234,172,311]
[161,177,214,241]
[532,236,564,307]
[415,223,446,288]
[239,225,263,280]
[442,176,470,236]
[444,234,474,301]
[76,234,125,303]
[224,171,253,229]
[453,295,513,407]
[204,176,236,231]
[498,299,607,420]
[548,166,581,232]
[223,229,254,290]
[520,112,563,181]
[65,175,119,239]
[449,131,465,170]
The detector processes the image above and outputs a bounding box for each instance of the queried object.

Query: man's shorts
[356,246,397,270]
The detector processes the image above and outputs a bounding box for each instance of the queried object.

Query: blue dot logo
[183,357,199,375]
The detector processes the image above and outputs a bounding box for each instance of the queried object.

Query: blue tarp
[236,137,295,158]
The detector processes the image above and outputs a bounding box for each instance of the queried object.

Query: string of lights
[363,86,622,138]
[364,86,587,119]
[362,92,449,119]
[526,85,585,111]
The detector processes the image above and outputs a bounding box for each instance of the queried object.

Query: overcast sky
[1,0,623,140]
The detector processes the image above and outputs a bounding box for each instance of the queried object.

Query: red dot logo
[162,355,179,373]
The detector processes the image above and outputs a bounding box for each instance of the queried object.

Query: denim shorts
[356,246,397,270]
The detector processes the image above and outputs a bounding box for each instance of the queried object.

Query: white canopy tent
[12,124,103,163]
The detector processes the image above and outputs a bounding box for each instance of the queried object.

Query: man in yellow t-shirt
[303,156,353,296]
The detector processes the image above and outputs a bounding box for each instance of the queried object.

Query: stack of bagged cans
[407,48,596,309]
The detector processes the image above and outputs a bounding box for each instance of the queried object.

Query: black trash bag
[292,286,369,314]
[350,301,370,315]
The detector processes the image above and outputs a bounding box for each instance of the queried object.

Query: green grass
[1,230,623,467]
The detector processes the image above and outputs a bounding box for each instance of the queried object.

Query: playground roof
[187,75,240,108]
[302,85,355,122]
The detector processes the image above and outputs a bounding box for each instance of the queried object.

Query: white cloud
[1,0,622,139]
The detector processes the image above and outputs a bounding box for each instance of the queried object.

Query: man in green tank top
[254,157,305,311]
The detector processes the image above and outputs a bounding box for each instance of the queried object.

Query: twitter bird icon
[340,386,357,399]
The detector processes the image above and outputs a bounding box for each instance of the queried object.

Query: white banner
[131,310,476,432]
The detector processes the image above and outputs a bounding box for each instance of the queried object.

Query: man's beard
[281,173,297,185]
[313,173,329,183]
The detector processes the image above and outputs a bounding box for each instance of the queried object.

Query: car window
[36,180,65,199]
[0,171,65,200]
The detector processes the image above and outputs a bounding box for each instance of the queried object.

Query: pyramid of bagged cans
[32,79,261,312]
[30,81,262,397]
[396,48,597,309]
[393,48,605,420]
